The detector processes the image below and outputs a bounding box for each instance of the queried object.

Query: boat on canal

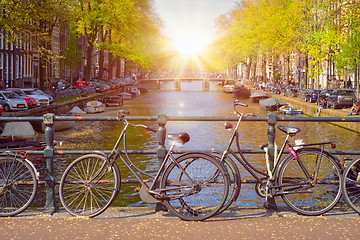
[0,121,47,150]
[279,105,303,115]
[250,91,269,103]
[259,98,286,111]
[84,100,106,113]
[222,85,235,93]
[233,85,251,99]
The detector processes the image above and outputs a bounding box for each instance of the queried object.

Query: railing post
[174,78,181,91]
[202,79,210,91]
[155,113,168,211]
[43,113,57,214]
[156,113,167,168]
[266,112,277,211]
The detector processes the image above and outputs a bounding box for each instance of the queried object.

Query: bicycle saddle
[277,125,301,136]
[167,132,190,145]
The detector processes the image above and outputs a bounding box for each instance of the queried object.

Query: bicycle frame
[219,102,336,197]
[94,117,197,200]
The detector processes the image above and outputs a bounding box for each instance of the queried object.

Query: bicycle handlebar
[234,100,248,107]
[117,110,157,133]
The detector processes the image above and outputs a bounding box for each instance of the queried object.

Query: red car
[5,89,38,108]
[0,104,3,115]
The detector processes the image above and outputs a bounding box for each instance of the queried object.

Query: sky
[154,0,238,55]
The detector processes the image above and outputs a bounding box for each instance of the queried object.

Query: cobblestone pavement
[1,206,360,239]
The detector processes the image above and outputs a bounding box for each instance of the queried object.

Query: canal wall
[8,90,121,117]
[270,93,360,133]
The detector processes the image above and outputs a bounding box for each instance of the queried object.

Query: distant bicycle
[59,110,229,221]
[0,152,39,217]
[214,100,343,216]
[341,157,360,215]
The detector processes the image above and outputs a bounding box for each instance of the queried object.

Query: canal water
[37,81,360,208]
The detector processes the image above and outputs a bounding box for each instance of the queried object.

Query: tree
[62,24,83,86]
[0,0,73,89]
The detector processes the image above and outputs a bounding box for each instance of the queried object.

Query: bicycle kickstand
[263,180,277,212]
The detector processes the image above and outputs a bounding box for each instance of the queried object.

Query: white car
[0,91,28,111]
[20,88,50,106]
[35,89,54,104]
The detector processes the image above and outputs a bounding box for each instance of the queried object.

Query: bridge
[139,78,237,91]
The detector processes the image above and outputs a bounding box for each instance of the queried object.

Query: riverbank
[258,91,360,133]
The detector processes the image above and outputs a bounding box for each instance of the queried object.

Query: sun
[173,36,207,57]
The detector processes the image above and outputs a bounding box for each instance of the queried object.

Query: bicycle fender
[288,148,298,160]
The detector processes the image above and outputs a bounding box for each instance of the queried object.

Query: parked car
[6,89,38,108]
[284,86,299,97]
[89,81,110,93]
[0,104,3,115]
[35,89,54,104]
[19,88,50,106]
[5,88,37,109]
[304,90,319,103]
[52,79,71,91]
[0,91,28,111]
[319,89,332,101]
[327,89,355,109]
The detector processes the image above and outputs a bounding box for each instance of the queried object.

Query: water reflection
[47,81,359,208]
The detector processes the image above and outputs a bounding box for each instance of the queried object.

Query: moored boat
[125,86,140,96]
[279,105,303,115]
[0,121,47,150]
[84,101,106,113]
[233,85,251,99]
[120,92,132,100]
[259,98,286,111]
[222,85,234,93]
[250,91,269,103]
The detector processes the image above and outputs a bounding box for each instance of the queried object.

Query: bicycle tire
[277,148,342,215]
[342,157,360,214]
[0,156,38,217]
[59,154,121,218]
[212,153,241,214]
[160,153,229,221]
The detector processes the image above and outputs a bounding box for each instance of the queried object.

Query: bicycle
[214,100,343,216]
[59,110,229,221]
[341,157,360,215]
[0,152,39,217]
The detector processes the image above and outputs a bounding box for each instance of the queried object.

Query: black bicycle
[214,100,343,216]
[59,110,229,221]
[341,157,360,215]
[0,152,39,217]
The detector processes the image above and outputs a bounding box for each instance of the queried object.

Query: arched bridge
[139,78,236,91]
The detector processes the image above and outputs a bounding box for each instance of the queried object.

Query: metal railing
[1,113,360,214]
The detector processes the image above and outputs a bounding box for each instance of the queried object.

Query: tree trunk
[84,43,93,81]
[286,54,290,85]
[39,57,45,90]
[304,53,309,89]
[263,56,267,82]
[115,57,121,78]
[108,52,113,79]
[98,49,104,80]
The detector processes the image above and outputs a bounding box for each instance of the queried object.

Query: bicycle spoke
[59,154,120,218]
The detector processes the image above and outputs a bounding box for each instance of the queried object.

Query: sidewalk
[1,206,360,239]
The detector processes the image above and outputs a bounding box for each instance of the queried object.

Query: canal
[36,81,360,208]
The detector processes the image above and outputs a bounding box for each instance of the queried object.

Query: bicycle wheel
[277,148,342,215]
[160,153,229,221]
[212,154,241,214]
[0,156,38,217]
[342,157,360,214]
[59,154,121,218]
